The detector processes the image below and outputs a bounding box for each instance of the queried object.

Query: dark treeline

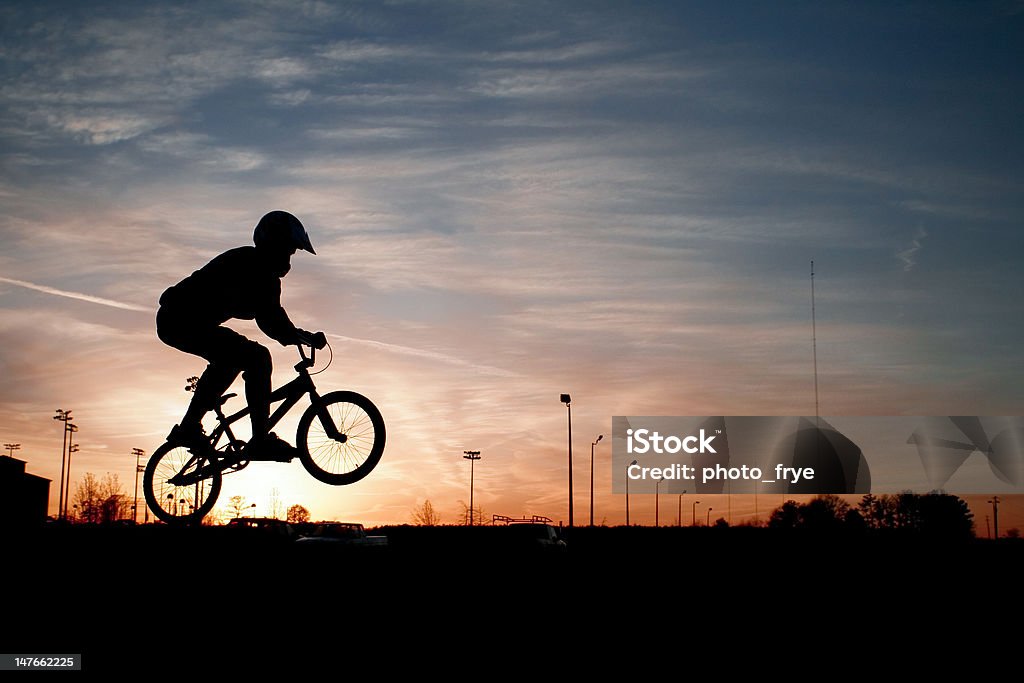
[768,493,974,538]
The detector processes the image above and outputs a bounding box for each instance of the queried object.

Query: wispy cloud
[897,226,928,272]
[328,333,517,378]
[0,276,149,311]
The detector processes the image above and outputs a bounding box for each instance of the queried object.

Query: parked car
[226,517,297,540]
[503,522,566,551]
[295,522,388,547]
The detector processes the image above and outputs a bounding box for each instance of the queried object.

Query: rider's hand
[296,328,327,349]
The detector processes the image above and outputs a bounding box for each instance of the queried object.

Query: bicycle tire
[143,441,222,525]
[297,391,386,485]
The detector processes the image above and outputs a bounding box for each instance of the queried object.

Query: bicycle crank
[168,452,244,486]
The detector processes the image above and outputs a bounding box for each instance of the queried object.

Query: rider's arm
[257,304,301,346]
[255,279,302,346]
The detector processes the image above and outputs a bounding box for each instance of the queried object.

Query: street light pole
[53,409,72,519]
[706,506,713,527]
[655,476,663,527]
[989,496,1001,539]
[754,480,759,524]
[132,448,145,524]
[590,435,603,527]
[692,500,700,527]
[463,450,481,526]
[560,394,573,529]
[64,434,78,520]
[677,491,686,527]
[626,459,637,525]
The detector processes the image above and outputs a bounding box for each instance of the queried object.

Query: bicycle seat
[217,393,237,407]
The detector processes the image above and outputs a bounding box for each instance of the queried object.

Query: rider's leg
[237,341,296,459]
[180,363,240,429]
[158,310,290,454]
[157,311,249,435]
[237,340,272,438]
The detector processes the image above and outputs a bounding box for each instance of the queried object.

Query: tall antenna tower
[811,260,819,423]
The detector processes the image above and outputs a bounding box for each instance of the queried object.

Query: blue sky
[1,1,1022,524]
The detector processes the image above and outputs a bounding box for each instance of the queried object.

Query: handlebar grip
[295,330,327,350]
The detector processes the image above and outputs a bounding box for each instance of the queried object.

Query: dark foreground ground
[5,524,1022,672]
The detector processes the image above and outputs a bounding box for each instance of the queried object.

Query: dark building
[0,455,51,527]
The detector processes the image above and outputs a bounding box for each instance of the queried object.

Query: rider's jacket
[159,246,299,345]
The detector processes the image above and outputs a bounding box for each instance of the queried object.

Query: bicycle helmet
[253,211,316,255]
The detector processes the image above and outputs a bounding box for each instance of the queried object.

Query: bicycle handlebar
[295,329,328,350]
[295,331,328,370]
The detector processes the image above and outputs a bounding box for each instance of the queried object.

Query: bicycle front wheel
[143,442,222,525]
[297,391,386,485]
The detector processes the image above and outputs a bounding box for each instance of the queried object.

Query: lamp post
[560,394,573,529]
[677,491,686,527]
[64,437,78,520]
[706,506,713,527]
[463,450,481,526]
[53,409,72,518]
[250,503,257,519]
[989,496,1000,539]
[692,500,700,527]
[132,448,145,524]
[754,480,759,524]
[590,435,603,527]
[655,476,663,527]
[625,459,637,525]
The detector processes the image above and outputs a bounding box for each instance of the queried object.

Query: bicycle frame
[210,345,343,451]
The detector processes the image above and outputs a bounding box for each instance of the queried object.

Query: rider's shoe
[167,422,207,450]
[245,432,299,462]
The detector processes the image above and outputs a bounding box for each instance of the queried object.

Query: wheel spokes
[307,402,377,475]
[153,446,216,519]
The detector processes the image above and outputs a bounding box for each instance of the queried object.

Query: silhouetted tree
[713,517,729,528]
[412,499,441,526]
[768,501,801,529]
[798,494,849,530]
[286,504,310,523]
[228,495,249,518]
[457,500,487,526]
[843,507,866,530]
[857,493,898,529]
[1006,528,1020,539]
[910,493,974,538]
[73,472,128,523]
[268,488,284,520]
[73,472,101,523]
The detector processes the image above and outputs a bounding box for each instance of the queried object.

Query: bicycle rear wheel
[297,391,386,485]
[144,442,222,525]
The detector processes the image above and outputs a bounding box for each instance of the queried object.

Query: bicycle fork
[310,390,346,444]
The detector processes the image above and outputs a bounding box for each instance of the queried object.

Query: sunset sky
[1,2,1021,529]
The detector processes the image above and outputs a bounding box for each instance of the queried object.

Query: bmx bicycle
[143,340,385,525]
